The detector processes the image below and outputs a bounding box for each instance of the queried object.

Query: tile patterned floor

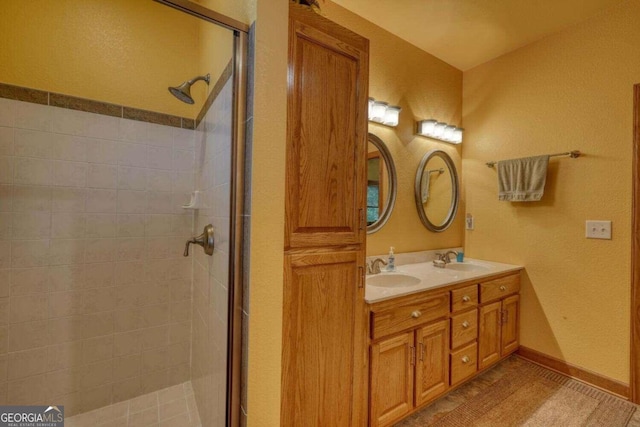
[65,382,201,427]
[396,355,639,426]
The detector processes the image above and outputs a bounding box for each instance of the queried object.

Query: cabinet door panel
[415,320,449,407]
[370,331,414,427]
[285,6,369,249]
[478,301,502,369]
[501,294,520,356]
[282,250,366,426]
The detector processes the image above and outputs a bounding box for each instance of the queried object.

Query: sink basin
[444,262,490,272]
[367,273,421,288]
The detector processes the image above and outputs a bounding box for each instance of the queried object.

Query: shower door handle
[184,224,214,256]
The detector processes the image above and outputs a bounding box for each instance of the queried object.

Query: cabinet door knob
[411,310,422,318]
[462,321,470,329]
[461,356,470,363]
[499,285,507,291]
[462,295,471,302]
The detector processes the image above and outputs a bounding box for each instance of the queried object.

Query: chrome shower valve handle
[184,224,215,256]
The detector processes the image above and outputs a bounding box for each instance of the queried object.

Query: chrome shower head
[168,74,210,104]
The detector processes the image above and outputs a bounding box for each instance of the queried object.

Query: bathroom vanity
[366,259,523,427]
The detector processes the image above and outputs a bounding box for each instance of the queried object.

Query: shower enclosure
[0,1,247,425]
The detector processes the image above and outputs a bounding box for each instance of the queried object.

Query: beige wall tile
[49,290,83,318]
[82,335,114,365]
[53,161,87,187]
[10,267,48,295]
[85,214,116,238]
[113,330,141,357]
[14,129,52,158]
[112,376,141,403]
[141,325,169,350]
[84,238,116,263]
[141,368,169,394]
[49,265,85,292]
[116,214,146,238]
[140,304,170,328]
[52,213,86,238]
[81,384,112,413]
[0,241,10,269]
[47,341,83,371]
[52,134,87,162]
[159,396,188,420]
[87,164,117,190]
[7,373,45,404]
[85,189,116,213]
[48,316,83,344]
[0,185,12,212]
[158,383,184,404]
[142,347,169,373]
[81,312,113,339]
[8,319,48,351]
[169,322,190,344]
[0,127,14,156]
[113,308,141,333]
[0,298,8,325]
[12,212,51,240]
[170,300,191,323]
[11,239,49,268]
[14,157,53,186]
[113,261,144,287]
[0,270,8,298]
[44,366,82,396]
[86,139,117,165]
[128,390,158,413]
[0,156,13,184]
[51,187,85,212]
[118,166,147,191]
[10,293,48,323]
[83,287,115,314]
[8,347,48,380]
[13,185,51,211]
[0,325,7,353]
[83,263,114,288]
[116,238,145,261]
[117,190,147,214]
[0,354,6,382]
[112,353,140,382]
[0,213,10,239]
[49,239,85,266]
[81,359,112,390]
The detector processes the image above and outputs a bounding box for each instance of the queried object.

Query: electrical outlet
[466,213,474,230]
[585,220,612,240]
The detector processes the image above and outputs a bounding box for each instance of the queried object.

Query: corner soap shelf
[182,191,204,210]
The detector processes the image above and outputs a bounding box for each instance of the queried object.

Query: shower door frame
[154,1,249,425]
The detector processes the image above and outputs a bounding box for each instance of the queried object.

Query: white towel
[497,155,549,201]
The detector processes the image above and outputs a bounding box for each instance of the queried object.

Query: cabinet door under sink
[415,319,449,407]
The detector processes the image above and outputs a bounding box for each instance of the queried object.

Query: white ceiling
[332,0,623,70]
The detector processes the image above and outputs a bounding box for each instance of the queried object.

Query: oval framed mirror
[414,149,459,232]
[366,134,397,234]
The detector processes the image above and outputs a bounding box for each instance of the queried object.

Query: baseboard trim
[516,346,630,399]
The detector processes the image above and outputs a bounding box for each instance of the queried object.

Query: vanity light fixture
[368,97,402,127]
[416,119,464,144]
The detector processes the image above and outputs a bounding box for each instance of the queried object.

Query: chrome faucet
[368,258,388,275]
[436,250,458,264]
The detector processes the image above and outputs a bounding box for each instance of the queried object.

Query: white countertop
[365,258,523,303]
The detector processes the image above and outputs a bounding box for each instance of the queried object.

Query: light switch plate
[466,213,474,230]
[586,220,612,239]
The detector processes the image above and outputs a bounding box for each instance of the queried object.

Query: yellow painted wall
[322,2,464,257]
[463,0,640,383]
[244,1,287,426]
[0,0,204,118]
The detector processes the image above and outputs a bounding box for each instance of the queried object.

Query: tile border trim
[0,82,195,129]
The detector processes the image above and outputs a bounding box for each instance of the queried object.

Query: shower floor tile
[65,381,201,427]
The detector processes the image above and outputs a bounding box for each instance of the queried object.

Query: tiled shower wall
[191,76,233,426]
[0,97,196,416]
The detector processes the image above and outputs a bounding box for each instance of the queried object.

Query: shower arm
[188,74,210,86]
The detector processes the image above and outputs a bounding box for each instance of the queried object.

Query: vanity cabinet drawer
[450,342,478,386]
[451,285,478,312]
[371,293,449,340]
[480,274,520,303]
[451,309,478,349]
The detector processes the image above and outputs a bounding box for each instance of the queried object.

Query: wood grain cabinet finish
[478,276,521,370]
[282,5,369,427]
[285,3,369,250]
[370,331,415,427]
[415,320,450,407]
[369,271,521,426]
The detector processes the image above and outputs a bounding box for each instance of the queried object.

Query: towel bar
[486,150,581,168]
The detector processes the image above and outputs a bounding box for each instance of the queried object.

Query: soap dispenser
[387,247,396,272]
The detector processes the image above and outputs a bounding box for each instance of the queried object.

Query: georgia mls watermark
[0,406,64,427]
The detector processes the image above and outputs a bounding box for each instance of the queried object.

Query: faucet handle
[184,224,214,257]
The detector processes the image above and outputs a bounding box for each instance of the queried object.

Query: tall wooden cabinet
[281,4,369,426]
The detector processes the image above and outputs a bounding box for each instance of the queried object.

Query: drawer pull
[461,355,470,364]
[499,285,507,291]
[462,321,470,329]
[462,295,471,302]
[411,310,422,318]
